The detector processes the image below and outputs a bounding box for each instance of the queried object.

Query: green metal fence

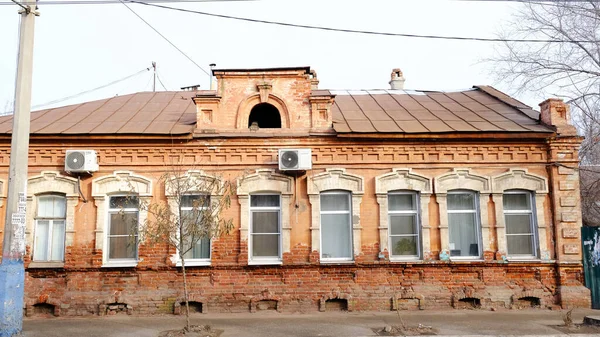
[582,226,600,309]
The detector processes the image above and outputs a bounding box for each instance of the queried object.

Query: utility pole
[152,61,156,92]
[0,1,38,336]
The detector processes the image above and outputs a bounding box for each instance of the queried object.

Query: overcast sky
[0,0,544,113]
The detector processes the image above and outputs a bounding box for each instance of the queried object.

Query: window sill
[389,258,421,263]
[449,258,484,262]
[320,260,355,264]
[176,260,211,267]
[28,261,64,269]
[102,261,138,268]
[506,257,540,262]
[248,260,282,266]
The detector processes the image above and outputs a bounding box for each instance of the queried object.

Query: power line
[126,0,600,43]
[0,0,255,5]
[156,71,169,90]
[119,0,210,77]
[2,67,151,114]
[9,0,27,10]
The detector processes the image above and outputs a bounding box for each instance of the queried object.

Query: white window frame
[92,171,152,268]
[33,194,67,262]
[248,193,282,263]
[237,169,292,266]
[26,172,79,269]
[177,193,212,265]
[106,195,139,265]
[319,191,353,262]
[447,190,482,260]
[491,169,549,261]
[503,190,538,259]
[387,191,421,260]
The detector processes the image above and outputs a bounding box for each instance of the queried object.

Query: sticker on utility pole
[9,192,27,256]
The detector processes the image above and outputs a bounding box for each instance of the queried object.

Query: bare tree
[491,1,600,225]
[137,166,235,330]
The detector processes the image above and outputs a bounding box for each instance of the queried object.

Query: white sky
[0,0,544,113]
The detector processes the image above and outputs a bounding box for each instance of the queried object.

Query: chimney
[309,70,319,90]
[539,98,577,136]
[209,63,217,90]
[389,68,405,90]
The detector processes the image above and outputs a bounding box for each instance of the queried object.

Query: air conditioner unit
[65,150,99,173]
[278,149,312,170]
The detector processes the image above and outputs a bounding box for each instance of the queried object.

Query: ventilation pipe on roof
[210,63,217,90]
[389,68,405,90]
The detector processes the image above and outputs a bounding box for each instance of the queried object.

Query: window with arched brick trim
[375,169,432,260]
[165,170,223,267]
[237,169,293,265]
[26,172,78,268]
[92,171,152,267]
[491,169,549,260]
[307,168,364,262]
[434,169,491,260]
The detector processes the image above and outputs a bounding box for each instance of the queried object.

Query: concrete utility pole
[0,1,38,336]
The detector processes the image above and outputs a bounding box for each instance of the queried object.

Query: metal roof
[0,86,553,136]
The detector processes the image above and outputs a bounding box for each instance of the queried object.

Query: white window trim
[33,195,66,262]
[92,171,152,268]
[387,191,421,261]
[434,169,491,260]
[319,191,353,262]
[175,194,211,266]
[375,168,432,260]
[106,195,140,265]
[503,190,538,259]
[249,193,282,263]
[165,170,223,267]
[446,190,483,260]
[491,169,549,260]
[237,169,292,265]
[26,172,78,268]
[307,168,364,262]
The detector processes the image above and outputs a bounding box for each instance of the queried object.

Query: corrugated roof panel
[420,120,452,132]
[445,120,478,131]
[371,120,403,132]
[347,119,376,132]
[394,120,427,133]
[469,121,503,131]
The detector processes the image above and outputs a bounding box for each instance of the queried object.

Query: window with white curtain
[180,194,210,260]
[447,191,481,258]
[107,196,139,261]
[388,192,420,259]
[33,194,66,261]
[249,194,281,262]
[503,190,538,258]
[320,191,352,260]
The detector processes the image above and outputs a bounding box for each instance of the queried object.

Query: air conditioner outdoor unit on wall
[65,150,99,173]
[278,149,312,171]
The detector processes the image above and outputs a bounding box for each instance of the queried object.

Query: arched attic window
[248,103,281,129]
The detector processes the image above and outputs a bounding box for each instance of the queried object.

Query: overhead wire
[119,0,210,76]
[9,0,27,10]
[27,67,150,111]
[124,0,599,43]
[156,71,169,90]
[0,0,256,5]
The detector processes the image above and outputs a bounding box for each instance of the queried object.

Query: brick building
[0,66,591,316]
